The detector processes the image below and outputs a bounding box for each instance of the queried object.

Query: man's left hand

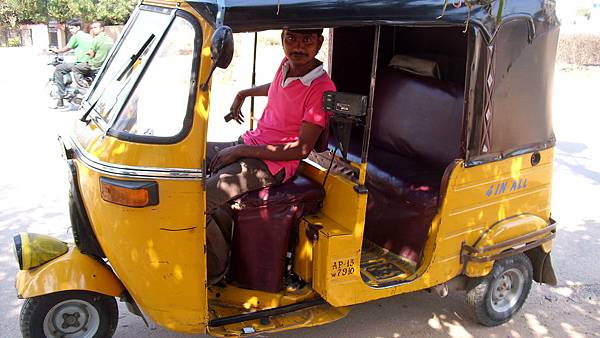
[209,145,244,173]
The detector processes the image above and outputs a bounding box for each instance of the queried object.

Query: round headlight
[12,234,23,270]
[12,233,68,270]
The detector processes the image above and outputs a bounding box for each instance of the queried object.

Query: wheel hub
[62,311,82,329]
[490,268,525,313]
[43,299,100,338]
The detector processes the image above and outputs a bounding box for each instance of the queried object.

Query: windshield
[86,6,172,121]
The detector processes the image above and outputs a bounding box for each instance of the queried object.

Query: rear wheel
[20,290,118,338]
[466,253,533,326]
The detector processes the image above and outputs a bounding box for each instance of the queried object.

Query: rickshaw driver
[205,28,336,283]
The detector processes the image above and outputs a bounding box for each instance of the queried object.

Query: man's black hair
[67,19,82,28]
[287,28,324,36]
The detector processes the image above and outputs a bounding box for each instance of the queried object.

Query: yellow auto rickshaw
[13,0,560,336]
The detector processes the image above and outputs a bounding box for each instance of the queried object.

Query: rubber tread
[466,254,533,326]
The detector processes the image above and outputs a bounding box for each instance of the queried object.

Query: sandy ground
[0,45,599,338]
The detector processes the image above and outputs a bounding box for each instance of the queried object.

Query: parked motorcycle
[46,51,95,108]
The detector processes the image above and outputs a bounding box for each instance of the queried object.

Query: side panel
[435,148,554,278]
[16,247,124,298]
[77,161,207,333]
[299,149,553,307]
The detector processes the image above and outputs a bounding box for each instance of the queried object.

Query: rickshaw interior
[211,23,469,297]
[326,25,467,283]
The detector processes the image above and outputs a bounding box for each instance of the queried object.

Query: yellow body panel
[293,220,315,282]
[298,149,554,307]
[68,6,216,333]
[207,302,350,337]
[209,285,317,311]
[16,246,124,298]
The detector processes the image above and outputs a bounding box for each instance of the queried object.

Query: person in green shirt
[50,19,92,109]
[72,21,114,88]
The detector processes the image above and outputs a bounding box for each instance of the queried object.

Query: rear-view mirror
[211,26,234,69]
[201,26,234,91]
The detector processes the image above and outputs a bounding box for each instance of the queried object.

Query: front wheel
[46,80,59,99]
[20,290,118,338]
[466,253,533,326]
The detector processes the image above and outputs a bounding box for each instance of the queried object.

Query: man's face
[90,23,103,37]
[68,25,79,34]
[282,30,324,67]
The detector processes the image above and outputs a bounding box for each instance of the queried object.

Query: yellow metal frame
[16,246,124,299]
[297,148,554,307]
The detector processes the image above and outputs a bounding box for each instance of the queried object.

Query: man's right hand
[228,92,245,124]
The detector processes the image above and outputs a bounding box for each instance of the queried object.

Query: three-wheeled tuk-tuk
[13,0,560,336]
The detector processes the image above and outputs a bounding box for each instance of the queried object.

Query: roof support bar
[360,25,381,165]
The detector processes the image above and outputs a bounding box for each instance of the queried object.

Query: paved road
[0,47,599,338]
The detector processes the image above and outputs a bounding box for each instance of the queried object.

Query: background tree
[0,1,18,28]
[16,0,49,24]
[47,0,96,24]
[95,0,137,25]
[2,0,136,27]
[0,0,47,27]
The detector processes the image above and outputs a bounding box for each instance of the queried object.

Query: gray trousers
[205,141,284,283]
[72,62,95,87]
[54,63,74,98]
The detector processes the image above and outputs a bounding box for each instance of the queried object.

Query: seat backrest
[370,68,464,167]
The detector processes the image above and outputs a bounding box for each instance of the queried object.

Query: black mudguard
[526,246,557,286]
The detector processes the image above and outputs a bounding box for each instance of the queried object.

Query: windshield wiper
[117,34,155,81]
[80,34,156,123]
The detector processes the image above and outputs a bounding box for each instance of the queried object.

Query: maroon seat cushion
[330,68,463,266]
[234,175,325,209]
[230,175,324,292]
[371,68,463,168]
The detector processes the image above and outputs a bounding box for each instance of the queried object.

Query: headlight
[12,233,68,270]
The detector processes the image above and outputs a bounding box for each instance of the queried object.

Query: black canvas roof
[188,0,554,39]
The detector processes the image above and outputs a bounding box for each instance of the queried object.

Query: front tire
[466,253,533,326]
[20,290,118,338]
[46,80,59,99]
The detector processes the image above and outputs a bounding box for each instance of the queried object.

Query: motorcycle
[46,50,95,108]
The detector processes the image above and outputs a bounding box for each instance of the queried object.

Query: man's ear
[317,35,324,50]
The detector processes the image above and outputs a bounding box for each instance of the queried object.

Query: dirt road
[0,47,598,338]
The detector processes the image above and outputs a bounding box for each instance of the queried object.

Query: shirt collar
[281,60,325,88]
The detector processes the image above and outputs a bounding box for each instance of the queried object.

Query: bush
[7,37,21,47]
[557,34,600,66]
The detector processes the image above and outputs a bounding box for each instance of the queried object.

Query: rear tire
[466,253,533,326]
[20,290,118,338]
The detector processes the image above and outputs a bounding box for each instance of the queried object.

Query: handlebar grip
[224,112,234,122]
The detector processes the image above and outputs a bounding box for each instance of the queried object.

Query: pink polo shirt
[242,59,336,182]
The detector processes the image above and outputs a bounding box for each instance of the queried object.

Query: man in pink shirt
[205,28,336,283]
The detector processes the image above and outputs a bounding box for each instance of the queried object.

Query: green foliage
[16,0,48,23]
[95,0,137,25]
[2,0,136,26]
[47,0,97,23]
[0,0,19,28]
[7,37,22,47]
